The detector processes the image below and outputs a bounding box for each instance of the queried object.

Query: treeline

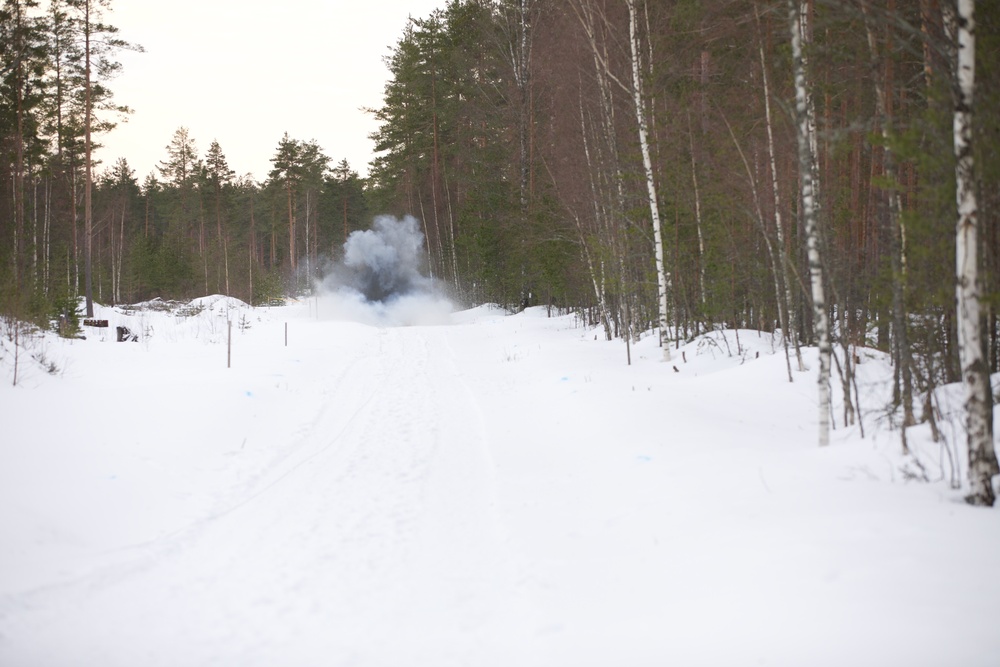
[0,0,370,317]
[371,0,1000,361]
[122,129,368,306]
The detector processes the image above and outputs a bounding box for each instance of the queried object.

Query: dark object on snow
[116,326,138,342]
[84,319,108,327]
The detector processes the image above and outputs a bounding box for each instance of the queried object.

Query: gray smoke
[316,215,454,325]
[341,215,429,302]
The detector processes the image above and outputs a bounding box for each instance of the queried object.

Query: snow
[1,296,999,666]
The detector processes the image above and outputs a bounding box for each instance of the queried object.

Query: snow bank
[1,300,997,666]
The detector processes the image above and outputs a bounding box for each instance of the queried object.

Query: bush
[50,293,82,338]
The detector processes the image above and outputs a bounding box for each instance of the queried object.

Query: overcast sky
[97,0,445,183]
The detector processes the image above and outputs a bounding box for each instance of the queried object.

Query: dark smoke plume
[340,215,429,302]
[316,215,453,325]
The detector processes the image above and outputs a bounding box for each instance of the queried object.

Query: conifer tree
[269,132,302,276]
[0,0,46,300]
[67,0,136,316]
[205,139,234,294]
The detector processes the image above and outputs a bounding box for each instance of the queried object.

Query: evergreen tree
[0,0,47,304]
[205,139,234,294]
[268,132,302,276]
[324,158,368,253]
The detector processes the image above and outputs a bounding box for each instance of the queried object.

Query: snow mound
[187,295,252,317]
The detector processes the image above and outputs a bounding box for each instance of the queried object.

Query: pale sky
[96,0,445,183]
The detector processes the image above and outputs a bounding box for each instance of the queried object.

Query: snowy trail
[2,302,999,666]
[1,320,535,667]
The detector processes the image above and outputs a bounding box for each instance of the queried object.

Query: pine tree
[67,0,137,316]
[268,132,301,277]
[0,0,47,301]
[158,127,198,186]
[205,139,233,294]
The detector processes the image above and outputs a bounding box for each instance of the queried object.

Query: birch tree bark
[626,0,670,360]
[569,0,642,345]
[952,0,998,506]
[788,0,832,447]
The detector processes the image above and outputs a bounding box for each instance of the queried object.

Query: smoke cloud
[316,215,454,326]
[342,215,429,301]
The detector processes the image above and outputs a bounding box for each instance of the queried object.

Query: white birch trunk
[952,0,997,506]
[789,0,832,447]
[799,1,821,204]
[756,6,804,374]
[627,0,670,360]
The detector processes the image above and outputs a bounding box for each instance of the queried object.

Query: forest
[2,0,999,502]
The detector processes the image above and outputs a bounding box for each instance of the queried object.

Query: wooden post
[227,319,232,368]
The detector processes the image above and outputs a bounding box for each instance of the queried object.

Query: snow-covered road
[2,299,999,666]
[3,313,534,665]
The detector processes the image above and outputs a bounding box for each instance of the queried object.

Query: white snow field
[1,295,999,666]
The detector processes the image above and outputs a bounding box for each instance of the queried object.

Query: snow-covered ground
[1,295,998,666]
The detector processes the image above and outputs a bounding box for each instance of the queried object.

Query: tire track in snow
[0,325,414,664]
[0,323,535,667]
[0,328,392,609]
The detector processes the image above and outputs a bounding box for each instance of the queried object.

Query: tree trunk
[756,4,804,373]
[861,1,915,438]
[304,189,311,287]
[789,0,832,447]
[249,189,256,305]
[84,0,94,317]
[286,180,295,275]
[687,111,707,308]
[952,0,998,506]
[576,87,613,340]
[626,0,670,361]
[216,184,227,295]
[199,194,208,294]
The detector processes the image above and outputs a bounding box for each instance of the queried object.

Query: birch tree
[626,0,670,361]
[788,0,831,447]
[952,0,997,506]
